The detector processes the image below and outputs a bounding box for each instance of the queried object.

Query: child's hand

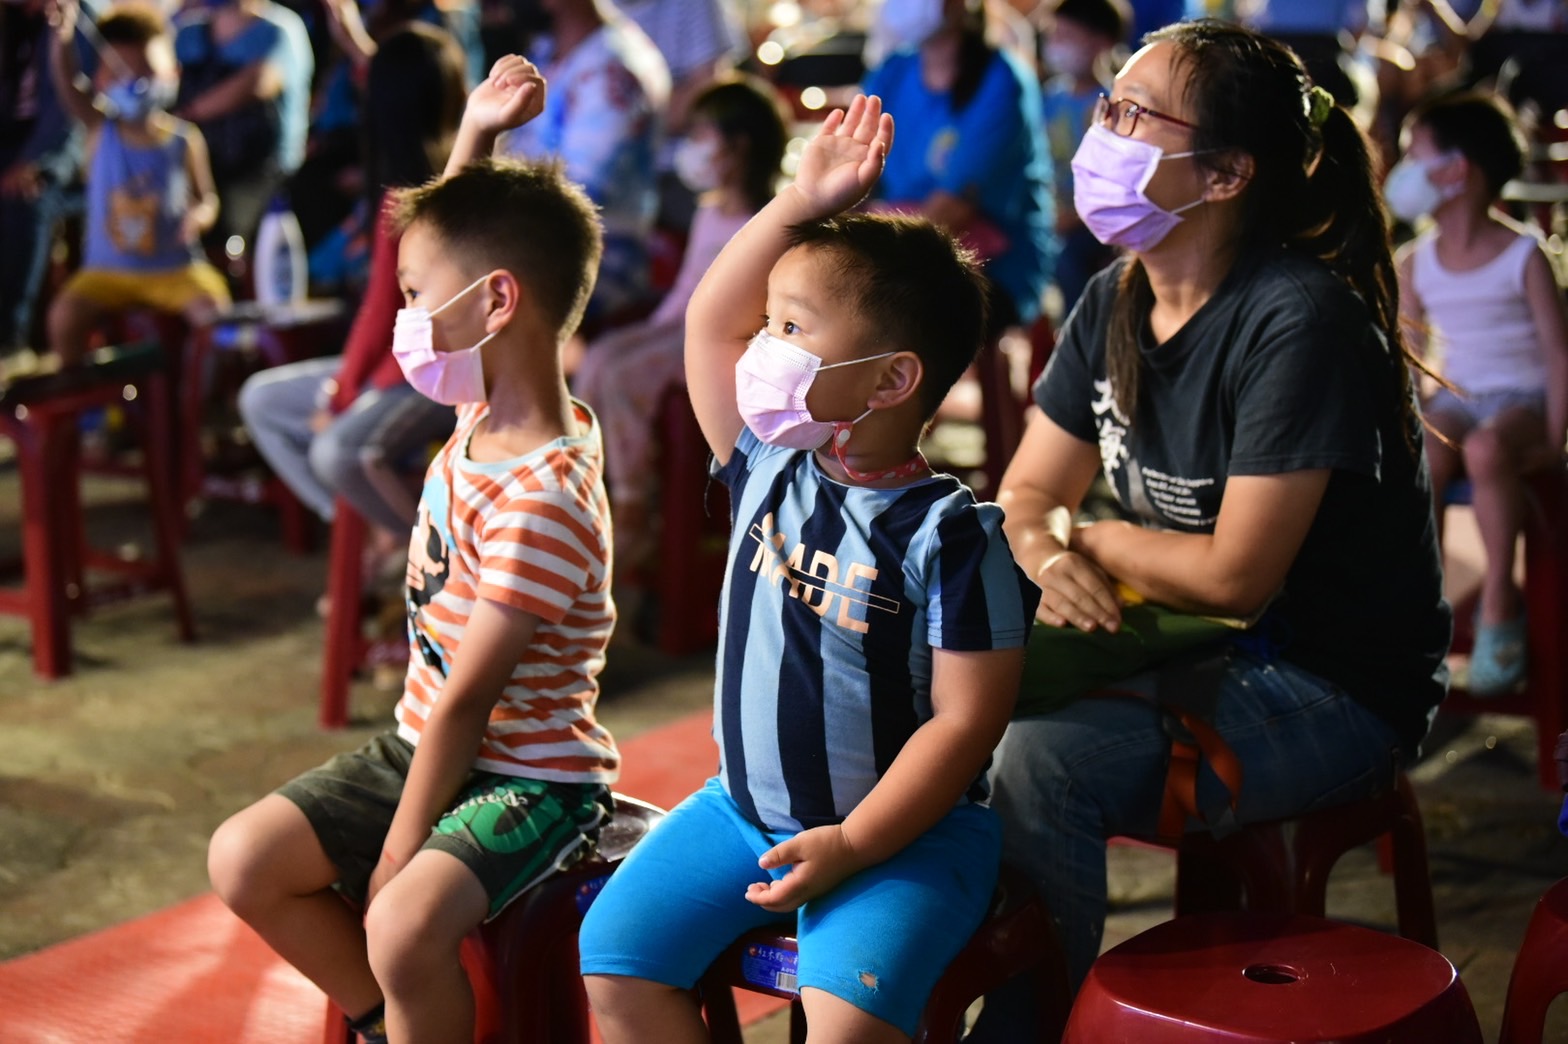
[46,0,78,42]
[744,824,863,913]
[464,55,547,137]
[790,94,894,218]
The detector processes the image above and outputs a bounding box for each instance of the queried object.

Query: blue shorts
[1427,386,1547,429]
[578,777,1001,1035]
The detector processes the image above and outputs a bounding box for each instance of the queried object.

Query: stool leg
[1524,471,1568,792]
[698,976,746,1044]
[16,417,73,678]
[320,500,367,729]
[1390,775,1439,950]
[141,374,196,642]
[321,999,351,1044]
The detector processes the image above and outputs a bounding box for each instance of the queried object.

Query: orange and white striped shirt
[395,401,619,783]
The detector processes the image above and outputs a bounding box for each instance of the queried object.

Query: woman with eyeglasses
[966,19,1452,1032]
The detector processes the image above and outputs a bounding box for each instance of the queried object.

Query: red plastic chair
[1439,466,1568,791]
[699,864,1072,1044]
[322,794,665,1044]
[1499,875,1568,1044]
[1064,911,1482,1043]
[319,496,369,729]
[653,385,730,656]
[0,341,196,678]
[1169,771,1439,949]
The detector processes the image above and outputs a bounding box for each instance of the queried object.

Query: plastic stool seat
[700,863,1072,1044]
[1065,912,1483,1043]
[1500,875,1568,1043]
[322,795,664,1044]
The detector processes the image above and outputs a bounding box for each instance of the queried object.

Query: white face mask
[878,0,946,51]
[391,273,500,405]
[1383,154,1460,223]
[673,136,723,193]
[1044,41,1095,79]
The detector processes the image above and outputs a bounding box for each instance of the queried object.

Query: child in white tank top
[1391,90,1568,695]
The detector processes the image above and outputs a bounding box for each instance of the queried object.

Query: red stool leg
[1525,470,1568,792]
[1500,877,1568,1044]
[13,413,74,677]
[320,499,367,729]
[140,373,196,641]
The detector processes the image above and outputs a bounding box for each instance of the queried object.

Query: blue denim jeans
[0,174,75,349]
[965,651,1404,1040]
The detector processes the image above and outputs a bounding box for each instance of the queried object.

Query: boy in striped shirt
[209,57,618,1044]
[580,95,1040,1042]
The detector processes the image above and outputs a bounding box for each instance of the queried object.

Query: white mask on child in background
[1383,154,1461,223]
[1044,41,1095,79]
[392,273,499,405]
[735,329,896,450]
[877,0,946,51]
[104,77,171,122]
[673,136,723,193]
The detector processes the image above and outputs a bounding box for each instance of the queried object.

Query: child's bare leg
[46,289,103,367]
[584,974,709,1044]
[1422,410,1466,548]
[364,849,488,1044]
[207,794,383,1017]
[1464,407,1546,624]
[798,986,910,1044]
[181,291,225,330]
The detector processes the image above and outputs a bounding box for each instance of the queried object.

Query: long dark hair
[951,1,992,112]
[362,22,467,214]
[1104,20,1424,443]
[689,75,789,213]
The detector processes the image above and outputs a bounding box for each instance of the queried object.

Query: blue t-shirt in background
[863,48,1056,324]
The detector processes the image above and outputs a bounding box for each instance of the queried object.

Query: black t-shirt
[1036,247,1452,755]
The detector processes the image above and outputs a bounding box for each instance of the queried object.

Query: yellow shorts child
[61,262,232,315]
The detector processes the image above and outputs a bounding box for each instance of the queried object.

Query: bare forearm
[444,123,497,179]
[686,184,820,352]
[50,36,99,126]
[839,712,1009,867]
[997,485,1073,583]
[1075,521,1254,616]
[382,700,492,856]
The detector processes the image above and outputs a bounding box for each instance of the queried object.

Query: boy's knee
[207,812,273,914]
[583,973,676,1020]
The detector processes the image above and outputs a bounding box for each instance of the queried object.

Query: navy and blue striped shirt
[712,428,1040,833]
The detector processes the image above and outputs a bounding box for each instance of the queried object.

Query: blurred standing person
[864,0,1056,334]
[1040,0,1126,315]
[500,0,669,325]
[0,0,91,355]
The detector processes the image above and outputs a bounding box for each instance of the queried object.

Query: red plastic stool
[1065,911,1482,1043]
[323,794,666,1044]
[1170,771,1439,949]
[1499,875,1568,1043]
[654,385,729,655]
[699,863,1072,1044]
[0,341,196,678]
[319,497,368,729]
[1439,467,1568,791]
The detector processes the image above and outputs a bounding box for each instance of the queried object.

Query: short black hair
[1052,0,1128,43]
[393,158,604,336]
[97,2,167,46]
[784,213,988,419]
[1407,90,1525,198]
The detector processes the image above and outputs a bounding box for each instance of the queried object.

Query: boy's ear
[482,270,521,332]
[867,351,924,410]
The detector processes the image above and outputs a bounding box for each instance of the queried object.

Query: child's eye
[782,320,799,336]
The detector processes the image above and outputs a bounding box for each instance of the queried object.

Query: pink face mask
[392,273,498,405]
[735,330,896,451]
[1071,124,1206,252]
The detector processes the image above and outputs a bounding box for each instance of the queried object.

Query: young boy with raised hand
[208,57,621,1044]
[578,95,1040,1044]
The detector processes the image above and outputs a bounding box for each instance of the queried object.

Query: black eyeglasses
[1094,93,1197,137]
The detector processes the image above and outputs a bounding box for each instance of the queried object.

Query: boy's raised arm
[684,95,893,466]
[443,55,547,180]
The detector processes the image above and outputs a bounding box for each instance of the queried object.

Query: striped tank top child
[84,120,201,272]
[396,401,619,783]
[1410,230,1547,396]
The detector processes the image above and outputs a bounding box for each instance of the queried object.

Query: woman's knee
[1462,426,1511,481]
[308,429,359,492]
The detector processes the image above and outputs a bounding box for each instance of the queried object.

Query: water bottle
[253,194,307,307]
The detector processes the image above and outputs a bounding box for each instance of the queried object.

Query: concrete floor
[1,464,1566,1042]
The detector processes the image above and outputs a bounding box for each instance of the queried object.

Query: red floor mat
[0,709,786,1042]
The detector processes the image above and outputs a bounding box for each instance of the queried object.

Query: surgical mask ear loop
[429,272,502,355]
